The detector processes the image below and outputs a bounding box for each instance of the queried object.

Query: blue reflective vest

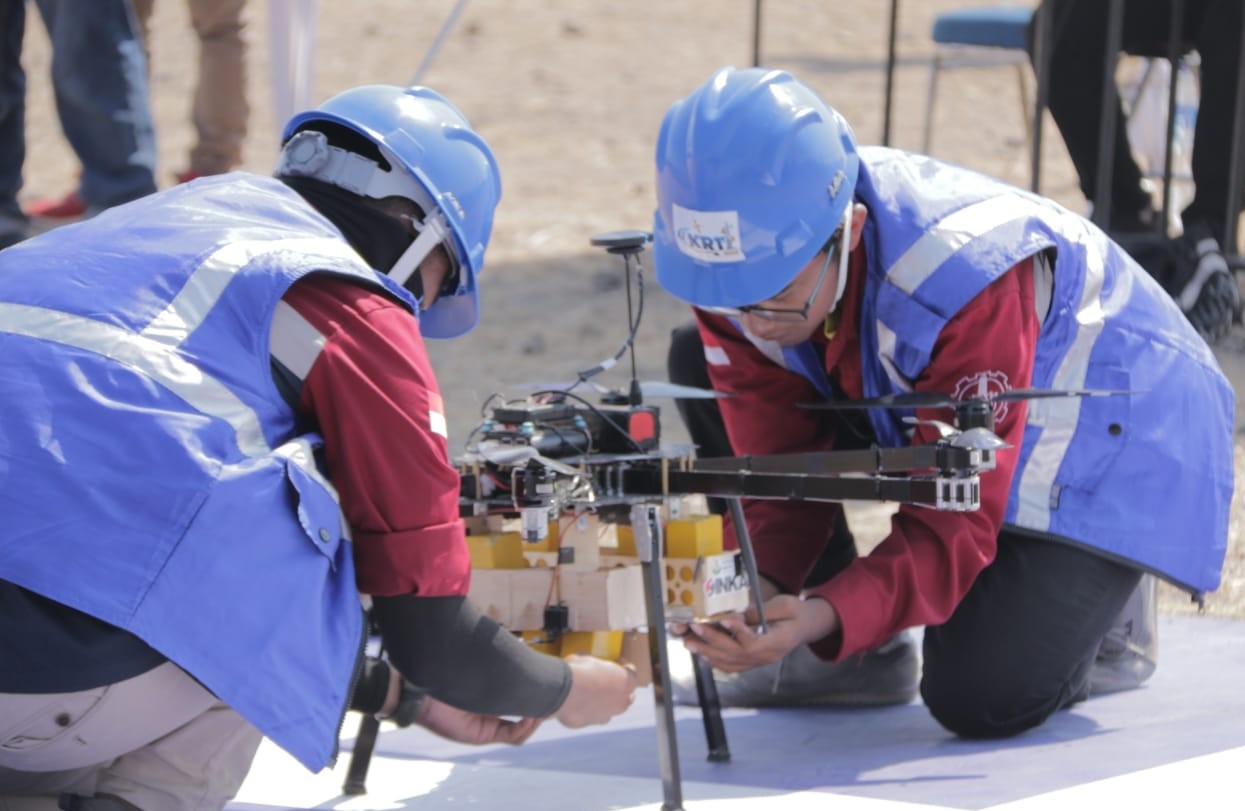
[762,148,1233,594]
[0,173,418,770]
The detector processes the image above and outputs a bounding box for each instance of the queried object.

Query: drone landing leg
[727,498,768,633]
[631,503,686,811]
[692,653,730,761]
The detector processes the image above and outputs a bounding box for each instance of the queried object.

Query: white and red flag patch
[429,392,447,438]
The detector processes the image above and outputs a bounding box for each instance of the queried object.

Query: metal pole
[882,0,900,147]
[1029,1,1052,193]
[342,712,380,795]
[692,654,731,761]
[1091,0,1125,230]
[1224,5,1245,254]
[752,0,762,67]
[411,0,471,85]
[631,504,685,811]
[726,498,768,634]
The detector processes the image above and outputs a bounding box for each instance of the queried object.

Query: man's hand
[555,655,639,728]
[416,695,542,746]
[679,594,838,673]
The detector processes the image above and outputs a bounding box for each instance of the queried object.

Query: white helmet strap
[830,205,853,310]
[277,130,438,208]
[388,211,452,289]
[278,128,460,299]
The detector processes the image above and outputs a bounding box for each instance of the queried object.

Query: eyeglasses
[702,225,844,323]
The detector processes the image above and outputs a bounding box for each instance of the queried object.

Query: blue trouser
[0,0,26,231]
[33,0,157,209]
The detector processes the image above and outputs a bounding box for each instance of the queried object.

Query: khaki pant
[132,0,250,175]
[0,662,261,811]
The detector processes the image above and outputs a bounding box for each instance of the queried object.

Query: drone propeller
[798,387,1136,411]
[523,378,729,401]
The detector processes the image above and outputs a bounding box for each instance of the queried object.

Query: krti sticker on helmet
[828,168,847,200]
[672,204,744,264]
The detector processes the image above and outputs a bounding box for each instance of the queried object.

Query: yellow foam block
[664,514,723,558]
[522,517,560,552]
[615,525,636,556]
[559,630,623,660]
[520,630,560,656]
[466,531,526,569]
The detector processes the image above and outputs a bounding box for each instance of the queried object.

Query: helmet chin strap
[387,211,452,293]
[829,205,853,311]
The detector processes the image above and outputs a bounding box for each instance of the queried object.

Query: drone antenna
[622,250,642,405]
[586,230,651,405]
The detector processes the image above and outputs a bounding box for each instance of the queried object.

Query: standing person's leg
[130,0,153,50]
[32,0,157,211]
[184,0,248,179]
[921,529,1145,738]
[0,0,28,248]
[0,662,262,811]
[1181,0,1245,244]
[1035,0,1163,231]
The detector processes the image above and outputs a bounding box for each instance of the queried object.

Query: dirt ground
[15,0,1243,618]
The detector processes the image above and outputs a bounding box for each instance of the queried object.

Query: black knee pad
[921,666,1075,740]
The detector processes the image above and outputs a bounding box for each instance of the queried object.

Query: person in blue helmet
[0,84,637,810]
[657,67,1233,737]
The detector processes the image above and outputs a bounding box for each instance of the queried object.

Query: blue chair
[922,6,1035,155]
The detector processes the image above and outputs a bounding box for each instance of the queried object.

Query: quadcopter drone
[439,229,1031,809]
[347,229,1123,809]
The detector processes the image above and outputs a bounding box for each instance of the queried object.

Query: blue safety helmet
[281,84,502,338]
[653,67,859,309]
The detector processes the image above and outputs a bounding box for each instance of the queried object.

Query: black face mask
[280,175,414,283]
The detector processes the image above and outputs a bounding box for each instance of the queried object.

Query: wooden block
[466,531,527,569]
[522,550,560,568]
[463,514,512,535]
[619,630,653,687]
[558,565,646,630]
[522,516,560,552]
[664,514,723,558]
[557,512,603,570]
[697,551,750,616]
[467,569,511,624]
[559,630,623,660]
[467,568,554,629]
[508,568,556,630]
[615,524,636,556]
[663,551,749,619]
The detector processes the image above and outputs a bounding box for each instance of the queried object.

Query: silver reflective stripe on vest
[142,238,365,344]
[887,194,1040,294]
[270,300,327,382]
[1,238,367,459]
[876,320,913,393]
[1013,214,1113,529]
[272,435,352,541]
[0,302,271,457]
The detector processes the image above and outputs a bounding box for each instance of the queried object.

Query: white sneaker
[1090,574,1158,695]
[669,630,921,708]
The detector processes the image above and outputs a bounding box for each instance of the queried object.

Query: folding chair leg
[923,54,943,154]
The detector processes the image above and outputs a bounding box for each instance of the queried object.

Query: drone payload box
[465,510,750,662]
